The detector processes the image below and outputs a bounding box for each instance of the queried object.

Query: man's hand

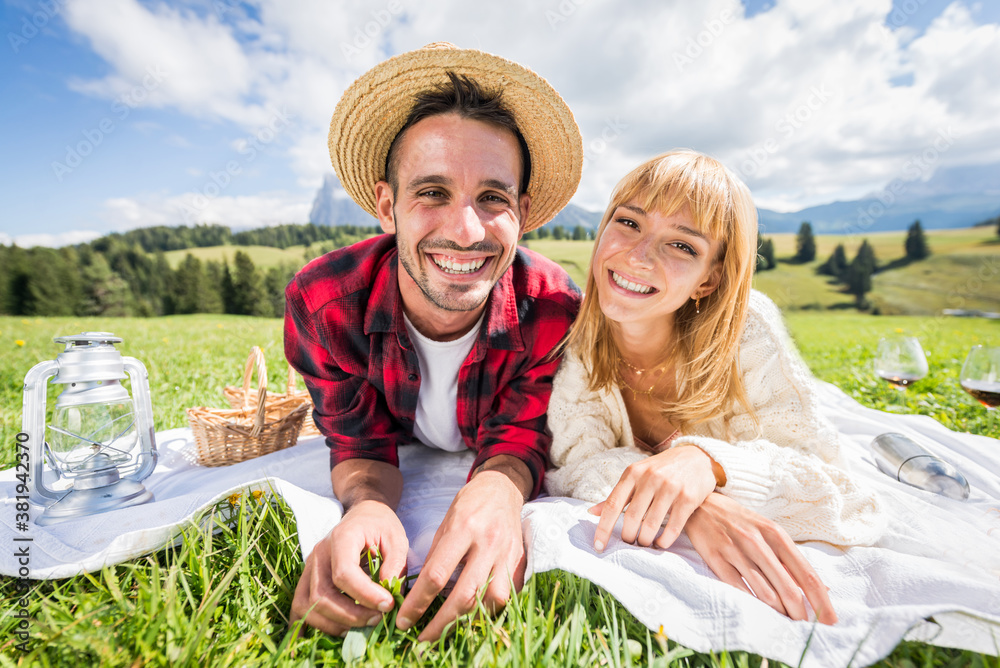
[685,492,837,625]
[590,445,722,552]
[291,459,407,636]
[290,500,409,636]
[395,456,531,641]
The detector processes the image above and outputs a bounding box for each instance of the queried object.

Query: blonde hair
[563,149,759,430]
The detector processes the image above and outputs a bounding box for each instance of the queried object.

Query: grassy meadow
[524,224,1000,315]
[1,226,999,666]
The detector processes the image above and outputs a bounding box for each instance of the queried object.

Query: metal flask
[871,433,970,501]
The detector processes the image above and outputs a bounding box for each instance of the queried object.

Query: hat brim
[328,44,583,232]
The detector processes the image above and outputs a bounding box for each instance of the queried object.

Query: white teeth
[433,256,487,274]
[612,271,653,294]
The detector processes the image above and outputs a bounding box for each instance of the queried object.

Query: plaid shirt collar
[363,246,526,361]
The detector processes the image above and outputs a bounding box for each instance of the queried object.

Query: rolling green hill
[162,244,317,270]
[159,226,997,315]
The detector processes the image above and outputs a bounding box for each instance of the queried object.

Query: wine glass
[960,346,1000,410]
[874,336,928,391]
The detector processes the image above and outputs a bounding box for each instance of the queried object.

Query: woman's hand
[685,493,837,625]
[589,444,721,551]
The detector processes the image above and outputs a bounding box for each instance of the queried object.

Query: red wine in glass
[879,373,924,390]
[960,380,1000,409]
[960,346,1000,411]
[874,336,928,391]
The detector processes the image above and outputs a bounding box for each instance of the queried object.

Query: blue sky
[2,0,999,246]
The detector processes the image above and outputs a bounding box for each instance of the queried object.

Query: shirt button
[408,374,418,381]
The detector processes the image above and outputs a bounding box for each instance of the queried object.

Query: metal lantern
[22,332,157,525]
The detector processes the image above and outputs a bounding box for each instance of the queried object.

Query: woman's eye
[672,242,697,256]
[614,217,639,229]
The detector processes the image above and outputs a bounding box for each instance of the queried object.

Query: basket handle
[239,346,268,437]
[286,366,297,393]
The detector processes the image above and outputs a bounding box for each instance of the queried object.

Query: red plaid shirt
[284,234,580,499]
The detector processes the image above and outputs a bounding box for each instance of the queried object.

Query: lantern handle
[122,357,158,482]
[22,360,63,502]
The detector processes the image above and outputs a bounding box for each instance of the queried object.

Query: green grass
[520,238,595,288]
[760,225,999,314]
[2,311,999,666]
[522,226,1000,315]
[162,245,315,270]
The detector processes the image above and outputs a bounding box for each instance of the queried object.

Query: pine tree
[229,251,271,316]
[755,234,775,272]
[80,254,130,316]
[794,222,816,263]
[171,254,208,314]
[552,225,566,240]
[846,239,877,306]
[904,220,930,260]
[818,244,849,281]
[761,237,775,271]
[572,225,588,241]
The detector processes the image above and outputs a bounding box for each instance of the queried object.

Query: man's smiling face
[375,112,530,336]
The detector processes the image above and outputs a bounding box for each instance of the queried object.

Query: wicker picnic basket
[222,353,320,438]
[186,346,309,466]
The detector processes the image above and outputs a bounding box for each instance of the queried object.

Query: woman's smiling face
[592,200,722,330]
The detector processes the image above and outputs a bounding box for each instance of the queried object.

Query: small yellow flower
[162,337,169,343]
[217,324,224,329]
[894,328,904,334]
[15,340,25,347]
[20,319,29,325]
[227,493,242,506]
[251,490,265,503]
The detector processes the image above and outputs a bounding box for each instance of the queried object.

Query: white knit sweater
[544,290,885,547]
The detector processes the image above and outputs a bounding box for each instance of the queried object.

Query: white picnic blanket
[2,380,999,667]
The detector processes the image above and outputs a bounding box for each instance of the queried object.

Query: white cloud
[101,192,311,230]
[0,230,102,248]
[56,0,1000,219]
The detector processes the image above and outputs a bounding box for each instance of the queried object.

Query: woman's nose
[626,237,654,267]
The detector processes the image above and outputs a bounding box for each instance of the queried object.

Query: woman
[545,150,884,620]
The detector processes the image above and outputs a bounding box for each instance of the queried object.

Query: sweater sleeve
[543,350,648,503]
[670,291,885,546]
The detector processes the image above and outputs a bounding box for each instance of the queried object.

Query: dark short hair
[384,71,532,195]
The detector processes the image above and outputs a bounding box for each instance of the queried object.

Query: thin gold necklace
[618,357,668,398]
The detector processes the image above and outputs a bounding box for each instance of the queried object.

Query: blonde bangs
[562,149,761,433]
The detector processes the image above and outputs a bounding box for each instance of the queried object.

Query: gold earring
[695,297,701,314]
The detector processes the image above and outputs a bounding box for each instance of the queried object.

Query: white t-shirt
[403,313,484,452]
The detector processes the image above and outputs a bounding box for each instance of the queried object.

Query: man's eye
[419,189,445,198]
[483,194,510,205]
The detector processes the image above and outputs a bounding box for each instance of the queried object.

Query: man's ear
[375,181,395,234]
[517,193,531,240]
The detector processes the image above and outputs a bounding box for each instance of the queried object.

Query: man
[286,43,835,641]
[284,43,583,641]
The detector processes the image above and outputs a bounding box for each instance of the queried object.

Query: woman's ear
[696,261,723,299]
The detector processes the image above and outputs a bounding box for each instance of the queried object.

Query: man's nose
[444,201,487,247]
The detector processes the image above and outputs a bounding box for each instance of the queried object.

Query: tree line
[0,223,380,318]
[754,220,931,308]
[815,220,929,307]
[522,224,594,241]
[93,222,380,253]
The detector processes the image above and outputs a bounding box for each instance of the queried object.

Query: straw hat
[328,42,583,232]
